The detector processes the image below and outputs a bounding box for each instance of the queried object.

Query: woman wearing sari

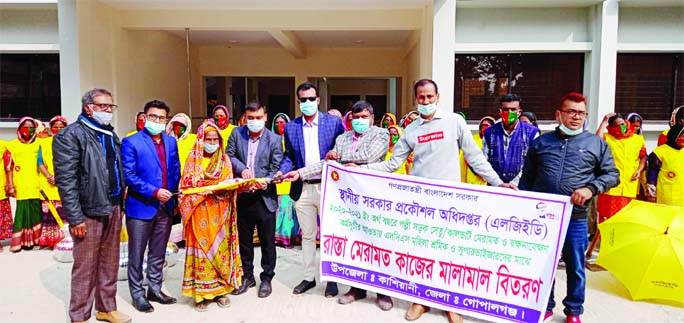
[37,116,69,248]
[178,120,242,311]
[381,113,397,129]
[271,113,300,247]
[460,116,495,185]
[384,125,408,175]
[0,138,12,251]
[7,117,42,252]
[647,124,684,206]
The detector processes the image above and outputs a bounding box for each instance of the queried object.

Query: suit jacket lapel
[142,132,162,168]
[239,127,249,162]
[317,113,327,158]
[254,130,269,170]
[293,118,305,167]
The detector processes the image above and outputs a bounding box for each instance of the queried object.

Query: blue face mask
[144,120,165,135]
[299,100,318,116]
[247,119,265,133]
[351,118,371,134]
[204,142,219,154]
[559,124,583,136]
[417,103,437,116]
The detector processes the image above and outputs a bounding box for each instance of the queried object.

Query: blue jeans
[547,219,588,316]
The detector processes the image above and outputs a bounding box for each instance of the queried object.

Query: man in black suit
[226,102,284,298]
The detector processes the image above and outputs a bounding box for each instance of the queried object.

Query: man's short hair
[413,79,439,96]
[499,94,522,105]
[296,82,318,97]
[143,100,170,114]
[244,101,267,113]
[560,92,587,107]
[351,100,373,115]
[81,88,113,105]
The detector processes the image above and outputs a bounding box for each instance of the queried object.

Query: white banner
[319,162,572,323]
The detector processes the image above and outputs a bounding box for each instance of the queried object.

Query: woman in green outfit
[271,113,300,247]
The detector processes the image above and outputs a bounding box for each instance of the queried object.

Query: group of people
[0,115,69,253]
[7,78,677,323]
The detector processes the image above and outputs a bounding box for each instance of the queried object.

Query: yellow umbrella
[596,200,684,305]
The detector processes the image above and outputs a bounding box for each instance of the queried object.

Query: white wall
[0,9,58,44]
[618,7,684,43]
[455,7,591,43]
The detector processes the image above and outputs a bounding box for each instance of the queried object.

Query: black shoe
[231,276,257,295]
[147,290,177,305]
[324,282,339,298]
[258,280,272,298]
[132,296,154,313]
[292,280,316,295]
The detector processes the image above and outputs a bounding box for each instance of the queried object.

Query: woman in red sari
[178,120,243,311]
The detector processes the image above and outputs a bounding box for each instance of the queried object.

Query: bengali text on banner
[319,162,572,323]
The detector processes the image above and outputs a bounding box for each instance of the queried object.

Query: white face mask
[204,142,219,154]
[92,111,113,126]
[247,119,265,133]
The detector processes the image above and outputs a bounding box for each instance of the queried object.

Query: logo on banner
[417,131,444,143]
[536,202,556,220]
[331,170,340,181]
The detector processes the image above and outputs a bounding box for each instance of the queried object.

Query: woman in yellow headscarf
[381,113,397,129]
[178,120,243,311]
[385,125,408,175]
[6,117,42,252]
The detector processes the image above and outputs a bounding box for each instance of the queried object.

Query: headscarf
[626,112,643,135]
[165,113,192,140]
[666,124,684,150]
[343,111,353,131]
[399,111,420,129]
[327,109,342,119]
[479,116,496,138]
[388,125,403,151]
[212,105,230,130]
[135,111,146,131]
[36,122,50,137]
[521,112,539,128]
[49,116,68,127]
[381,113,397,128]
[670,106,684,127]
[17,117,38,143]
[271,113,290,135]
[180,120,231,189]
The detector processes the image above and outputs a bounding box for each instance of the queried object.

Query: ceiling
[101,0,427,10]
[166,29,414,48]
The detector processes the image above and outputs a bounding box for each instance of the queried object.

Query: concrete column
[57,0,82,122]
[431,0,456,113]
[587,0,619,130]
[389,78,397,114]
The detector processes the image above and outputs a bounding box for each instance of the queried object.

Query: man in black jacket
[520,92,619,323]
[53,88,130,323]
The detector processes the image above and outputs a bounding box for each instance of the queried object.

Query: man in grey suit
[226,102,284,298]
[283,100,393,311]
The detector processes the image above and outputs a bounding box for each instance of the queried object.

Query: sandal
[216,295,231,308]
[194,300,210,312]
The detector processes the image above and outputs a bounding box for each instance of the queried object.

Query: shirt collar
[303,112,319,128]
[418,108,444,125]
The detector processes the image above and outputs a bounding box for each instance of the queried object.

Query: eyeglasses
[560,109,587,117]
[298,97,317,103]
[91,103,118,111]
[146,113,168,123]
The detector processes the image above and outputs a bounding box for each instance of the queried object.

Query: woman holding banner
[178,120,243,311]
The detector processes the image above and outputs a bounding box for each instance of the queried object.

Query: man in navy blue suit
[121,100,181,313]
[276,82,344,297]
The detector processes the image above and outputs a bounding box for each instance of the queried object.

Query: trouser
[126,207,172,299]
[237,194,277,282]
[547,219,589,316]
[69,205,122,322]
[294,183,321,281]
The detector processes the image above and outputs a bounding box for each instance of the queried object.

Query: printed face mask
[20,127,35,139]
[173,124,186,137]
[501,111,519,127]
[215,116,228,128]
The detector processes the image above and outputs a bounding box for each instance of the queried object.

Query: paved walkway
[0,245,682,323]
